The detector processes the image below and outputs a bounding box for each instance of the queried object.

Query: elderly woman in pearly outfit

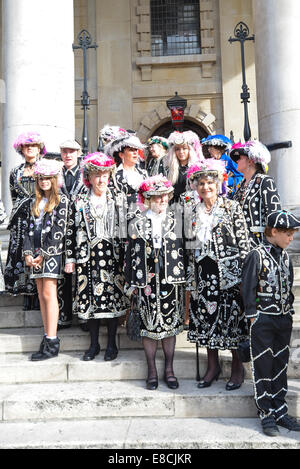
[65,152,128,362]
[125,175,186,390]
[183,160,250,390]
[231,140,281,248]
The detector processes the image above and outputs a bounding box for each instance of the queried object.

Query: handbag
[126,295,141,342]
[237,339,251,363]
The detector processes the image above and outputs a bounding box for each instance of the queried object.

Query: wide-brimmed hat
[187,159,226,182]
[81,152,116,188]
[104,131,145,157]
[34,159,63,177]
[267,210,300,230]
[138,175,174,204]
[201,134,232,158]
[147,136,169,150]
[99,125,128,146]
[168,130,199,147]
[13,132,47,156]
[230,140,271,173]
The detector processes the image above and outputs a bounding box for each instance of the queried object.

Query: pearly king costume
[5,132,47,295]
[23,160,68,280]
[231,141,281,248]
[124,175,185,340]
[184,160,250,349]
[65,153,128,322]
[58,139,88,328]
[242,210,300,428]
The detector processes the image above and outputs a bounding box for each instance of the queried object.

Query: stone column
[2,0,75,211]
[252,0,300,251]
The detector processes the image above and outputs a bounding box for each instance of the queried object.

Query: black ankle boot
[83,344,100,361]
[31,337,60,361]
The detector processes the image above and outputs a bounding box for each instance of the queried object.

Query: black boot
[82,319,100,361]
[104,317,118,361]
[31,337,60,361]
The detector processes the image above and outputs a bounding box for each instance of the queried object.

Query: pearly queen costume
[5,132,47,295]
[124,176,185,340]
[184,161,250,350]
[23,160,69,280]
[231,141,281,248]
[65,153,128,321]
[242,210,300,425]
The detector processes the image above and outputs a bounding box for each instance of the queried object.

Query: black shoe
[146,378,158,390]
[82,344,100,361]
[277,415,300,431]
[164,374,179,390]
[225,368,245,391]
[104,347,118,361]
[31,337,60,361]
[197,367,221,389]
[261,416,280,437]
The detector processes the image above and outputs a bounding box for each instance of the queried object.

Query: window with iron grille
[151,0,201,57]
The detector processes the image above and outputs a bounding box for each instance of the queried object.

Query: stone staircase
[1,233,300,448]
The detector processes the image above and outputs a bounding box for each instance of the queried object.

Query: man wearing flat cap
[242,209,300,436]
[58,139,88,330]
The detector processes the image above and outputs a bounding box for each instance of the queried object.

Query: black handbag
[126,295,141,342]
[237,339,251,363]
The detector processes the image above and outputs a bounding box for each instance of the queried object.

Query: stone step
[0,347,300,385]
[0,417,299,449]
[1,301,300,328]
[0,378,300,422]
[0,325,195,353]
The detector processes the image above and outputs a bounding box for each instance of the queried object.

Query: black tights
[203,348,244,383]
[142,335,176,382]
[87,317,118,351]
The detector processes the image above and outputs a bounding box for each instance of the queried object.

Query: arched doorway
[151,119,208,140]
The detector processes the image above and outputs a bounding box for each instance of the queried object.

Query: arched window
[152,120,208,140]
[151,0,201,57]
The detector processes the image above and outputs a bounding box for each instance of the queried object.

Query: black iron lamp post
[73,29,98,155]
[229,22,255,142]
[166,92,187,131]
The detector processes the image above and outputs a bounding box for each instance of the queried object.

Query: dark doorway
[152,120,208,140]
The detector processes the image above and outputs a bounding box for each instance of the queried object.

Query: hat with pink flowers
[81,152,116,188]
[138,175,174,204]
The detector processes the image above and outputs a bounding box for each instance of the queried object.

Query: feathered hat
[34,159,64,187]
[201,134,232,158]
[81,152,116,188]
[168,130,198,147]
[147,136,169,150]
[187,159,228,194]
[230,140,271,173]
[13,132,47,156]
[99,124,128,145]
[104,130,145,157]
[138,175,174,204]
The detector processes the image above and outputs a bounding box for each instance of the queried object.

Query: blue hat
[201,135,233,150]
[267,210,300,229]
[201,135,232,159]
